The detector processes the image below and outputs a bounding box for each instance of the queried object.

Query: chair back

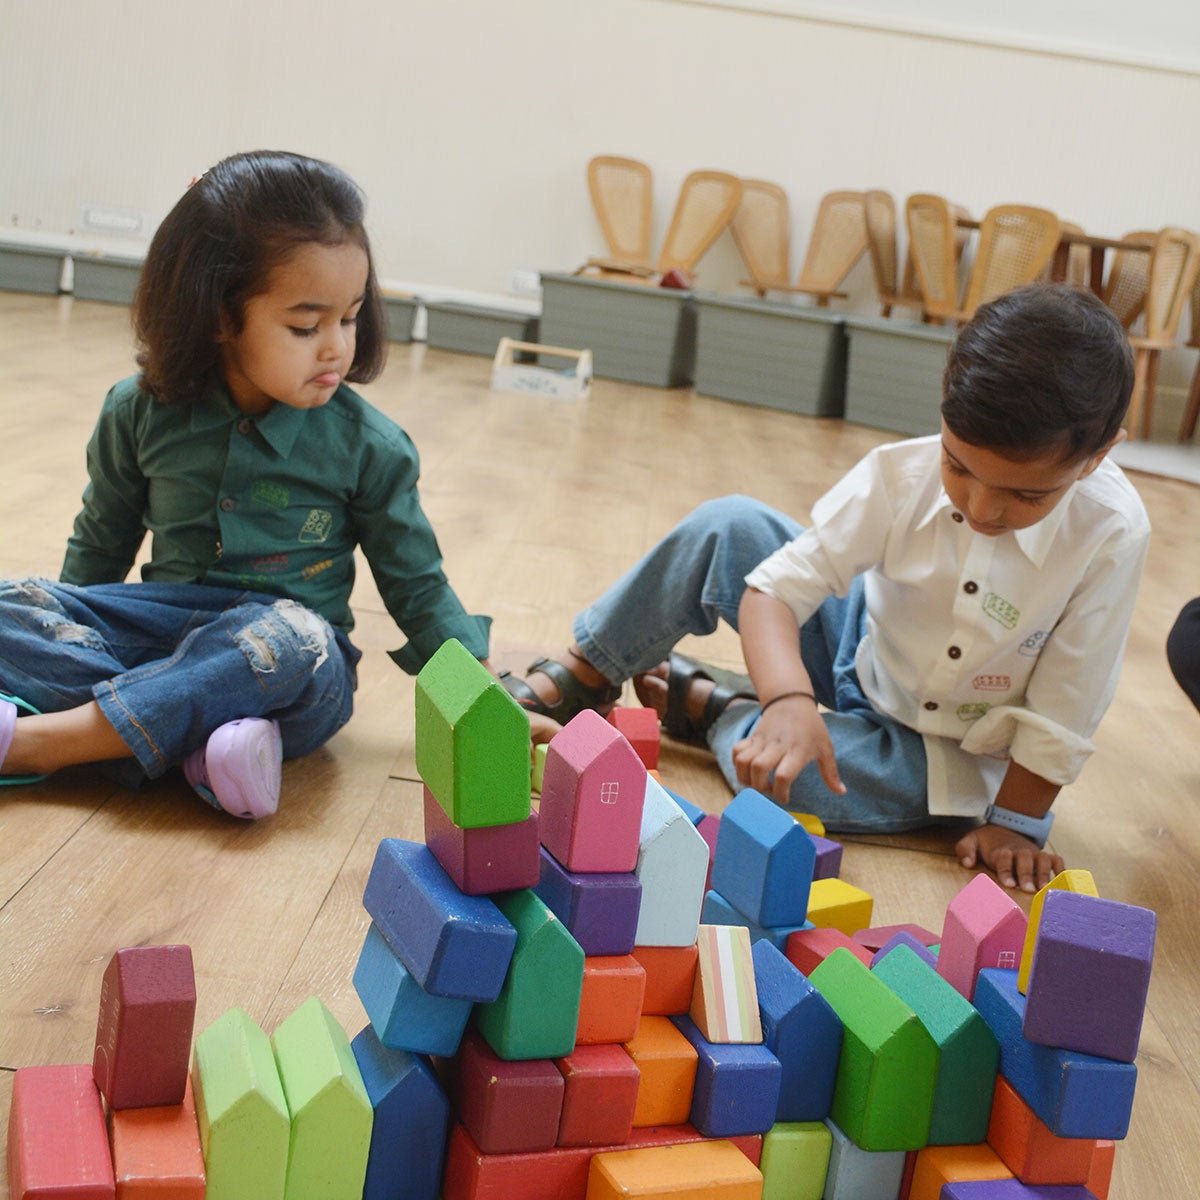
[863,190,898,302]
[587,155,653,268]
[731,179,791,293]
[1190,262,1200,348]
[1101,231,1155,329]
[961,204,1061,318]
[1142,226,1200,343]
[658,170,743,275]
[905,193,959,321]
[1055,222,1091,288]
[795,190,868,293]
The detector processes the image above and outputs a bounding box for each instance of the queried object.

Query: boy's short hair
[941,283,1133,462]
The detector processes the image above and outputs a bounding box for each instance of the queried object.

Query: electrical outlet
[509,269,541,297]
[81,205,144,235]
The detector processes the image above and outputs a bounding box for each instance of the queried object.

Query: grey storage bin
[382,293,420,343]
[424,300,538,357]
[72,253,144,304]
[844,314,957,436]
[539,272,696,388]
[0,242,66,295]
[694,293,847,417]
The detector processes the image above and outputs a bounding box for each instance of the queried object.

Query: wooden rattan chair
[1053,222,1091,288]
[731,178,791,296]
[1179,268,1200,441]
[905,193,960,322]
[584,155,654,276]
[1101,230,1156,329]
[754,190,868,306]
[657,169,743,279]
[1126,226,1200,440]
[864,189,922,317]
[961,205,1062,317]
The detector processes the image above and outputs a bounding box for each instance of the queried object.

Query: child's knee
[233,599,336,678]
[0,578,106,651]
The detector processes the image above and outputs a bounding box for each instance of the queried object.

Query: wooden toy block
[362,838,516,1001]
[1022,890,1156,1062]
[909,1143,1013,1200]
[940,1182,1100,1199]
[634,776,710,947]
[587,1139,763,1199]
[607,705,661,768]
[270,996,372,1200]
[697,813,720,892]
[792,812,826,836]
[631,944,699,1015]
[671,1014,782,1138]
[809,949,939,1151]
[972,968,1137,1140]
[191,1007,289,1200]
[352,922,473,1056]
[533,741,548,792]
[415,638,531,829]
[809,833,843,880]
[701,887,812,953]
[987,1075,1098,1185]
[938,873,1028,1002]
[540,708,648,872]
[578,954,647,1044]
[759,1121,832,1200]
[872,943,1000,1145]
[806,878,873,936]
[1017,870,1098,994]
[871,931,939,970]
[854,923,939,952]
[664,787,707,825]
[690,923,763,1043]
[751,939,842,1123]
[423,785,541,894]
[555,1044,641,1147]
[8,1064,115,1200]
[534,846,642,956]
[454,1029,565,1153]
[821,1117,906,1200]
[899,1150,918,1200]
[109,1075,205,1198]
[784,926,872,976]
[624,1015,700,1126]
[350,1024,449,1200]
[711,788,816,928]
[1086,1141,1114,1199]
[475,888,585,1061]
[93,944,196,1110]
[441,1123,593,1200]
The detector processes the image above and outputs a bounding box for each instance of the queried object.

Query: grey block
[539,272,696,388]
[72,254,144,304]
[424,301,538,357]
[382,294,419,343]
[694,293,847,417]
[0,242,66,295]
[844,315,957,436]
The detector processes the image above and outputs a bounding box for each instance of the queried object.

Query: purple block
[1023,890,1156,1063]
[810,834,843,880]
[423,785,541,895]
[942,1181,1099,1199]
[870,931,939,970]
[533,847,642,956]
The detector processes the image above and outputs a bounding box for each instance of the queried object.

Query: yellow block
[1017,868,1098,993]
[792,812,826,837]
[690,924,762,1044]
[806,878,873,936]
[587,1140,763,1199]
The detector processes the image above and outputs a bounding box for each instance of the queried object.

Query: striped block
[690,923,763,1043]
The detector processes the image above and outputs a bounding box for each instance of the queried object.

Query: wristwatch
[983,803,1054,848]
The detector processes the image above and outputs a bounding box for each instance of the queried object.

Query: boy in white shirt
[504,285,1148,893]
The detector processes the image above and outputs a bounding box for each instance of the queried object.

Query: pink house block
[937,874,1028,1002]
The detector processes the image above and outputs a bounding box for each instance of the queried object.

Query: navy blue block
[533,847,642,955]
[363,838,516,1001]
[973,968,1137,1139]
[351,1024,450,1200]
[701,888,812,952]
[751,939,843,1122]
[671,1014,782,1138]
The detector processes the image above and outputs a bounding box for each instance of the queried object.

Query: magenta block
[538,709,648,873]
[423,785,541,894]
[810,833,843,880]
[533,847,642,955]
[696,813,721,892]
[1023,890,1156,1063]
[937,873,1027,1002]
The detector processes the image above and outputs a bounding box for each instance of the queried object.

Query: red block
[8,1064,115,1199]
[93,945,196,1110]
[423,785,541,894]
[1087,1140,1115,1199]
[109,1075,205,1197]
[784,927,873,977]
[853,924,939,952]
[607,707,661,770]
[555,1044,641,1147]
[577,956,647,1045]
[442,1124,592,1200]
[631,945,698,1016]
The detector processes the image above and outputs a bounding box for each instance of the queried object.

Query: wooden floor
[1,291,1198,1195]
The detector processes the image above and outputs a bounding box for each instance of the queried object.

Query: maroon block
[423,785,541,894]
[697,813,721,893]
[92,944,196,1109]
[854,923,939,953]
[554,1043,640,1146]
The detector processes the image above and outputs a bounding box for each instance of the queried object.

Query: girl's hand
[956,823,1064,892]
[731,697,845,806]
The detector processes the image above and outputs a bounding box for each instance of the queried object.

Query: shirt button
[924,700,939,711]
[964,581,978,594]
[952,512,965,523]
[220,497,236,512]
[237,418,253,434]
[948,645,962,659]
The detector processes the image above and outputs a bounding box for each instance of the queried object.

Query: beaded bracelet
[760,690,817,713]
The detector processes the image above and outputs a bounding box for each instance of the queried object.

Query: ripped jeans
[0,579,359,781]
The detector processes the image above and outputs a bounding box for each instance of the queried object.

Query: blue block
[351,1024,450,1200]
[665,787,707,826]
[363,839,516,1001]
[670,1014,782,1138]
[353,923,473,1056]
[533,847,642,956]
[871,931,939,969]
[822,1118,905,1200]
[712,788,815,928]
[973,968,1137,1139]
[751,940,842,1122]
[702,888,812,952]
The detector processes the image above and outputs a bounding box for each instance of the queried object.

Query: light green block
[475,889,584,1060]
[761,1121,832,1200]
[192,1006,290,1200]
[871,943,999,1144]
[414,638,531,829]
[532,742,548,793]
[271,997,373,1200]
[809,948,939,1150]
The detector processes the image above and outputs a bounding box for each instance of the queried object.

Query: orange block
[1087,1140,1115,1199]
[577,955,647,1045]
[632,945,699,1016]
[986,1075,1098,1185]
[624,1016,698,1127]
[587,1139,762,1199]
[110,1076,205,1198]
[909,1143,1011,1200]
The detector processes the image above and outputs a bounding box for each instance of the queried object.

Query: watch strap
[983,803,1054,848]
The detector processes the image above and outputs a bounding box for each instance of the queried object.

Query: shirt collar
[189,381,308,458]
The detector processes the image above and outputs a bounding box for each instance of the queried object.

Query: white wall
[4,0,1200,389]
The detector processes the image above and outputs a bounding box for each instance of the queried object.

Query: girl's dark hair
[941,283,1133,463]
[133,150,387,405]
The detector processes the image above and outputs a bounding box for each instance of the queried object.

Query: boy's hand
[731,699,845,806]
[956,823,1063,893]
[526,711,561,747]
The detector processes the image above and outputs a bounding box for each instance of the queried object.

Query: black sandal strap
[499,658,622,724]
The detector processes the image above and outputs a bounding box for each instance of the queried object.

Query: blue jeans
[573,495,933,833]
[0,579,358,783]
